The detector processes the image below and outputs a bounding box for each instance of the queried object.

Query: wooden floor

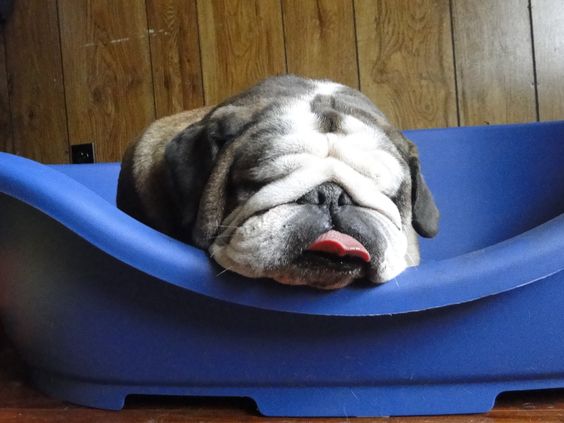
[1,332,563,423]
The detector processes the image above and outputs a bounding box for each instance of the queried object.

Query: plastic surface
[1,121,564,417]
[1,121,564,316]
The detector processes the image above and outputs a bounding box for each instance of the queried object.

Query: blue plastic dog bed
[0,121,563,417]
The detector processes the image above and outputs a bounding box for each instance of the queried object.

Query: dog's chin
[273,273,356,290]
[215,251,370,290]
[270,251,368,290]
[270,257,366,290]
[212,243,410,289]
[210,235,410,290]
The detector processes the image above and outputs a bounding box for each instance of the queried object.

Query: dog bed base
[29,369,564,416]
[1,121,564,417]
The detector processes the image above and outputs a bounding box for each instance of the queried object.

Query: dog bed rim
[1,148,563,317]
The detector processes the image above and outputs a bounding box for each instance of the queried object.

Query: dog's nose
[297,182,353,209]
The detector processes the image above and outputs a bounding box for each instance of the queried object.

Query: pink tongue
[306,230,371,262]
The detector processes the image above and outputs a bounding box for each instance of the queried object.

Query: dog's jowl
[117,75,439,289]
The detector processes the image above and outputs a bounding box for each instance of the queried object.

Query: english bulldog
[117,75,439,289]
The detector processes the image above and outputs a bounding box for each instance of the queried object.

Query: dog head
[165,76,439,289]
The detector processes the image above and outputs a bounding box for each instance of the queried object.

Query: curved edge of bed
[1,151,563,317]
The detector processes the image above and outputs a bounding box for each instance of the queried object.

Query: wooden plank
[3,0,69,163]
[146,0,204,118]
[197,0,286,105]
[452,0,537,126]
[531,0,564,121]
[0,29,13,154]
[282,0,359,88]
[58,0,155,163]
[355,0,457,130]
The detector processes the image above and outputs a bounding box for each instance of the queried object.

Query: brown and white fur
[117,75,439,289]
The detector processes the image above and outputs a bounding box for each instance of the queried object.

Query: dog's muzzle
[298,183,371,262]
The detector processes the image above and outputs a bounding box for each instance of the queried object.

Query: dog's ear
[165,105,252,247]
[194,105,256,248]
[405,139,440,238]
[165,122,219,244]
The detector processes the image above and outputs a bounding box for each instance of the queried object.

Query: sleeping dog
[117,75,439,289]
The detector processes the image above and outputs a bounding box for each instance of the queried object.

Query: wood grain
[146,0,204,118]
[531,0,564,121]
[2,0,563,162]
[451,0,537,126]
[3,0,69,163]
[0,29,12,154]
[197,0,286,105]
[282,0,359,88]
[58,0,155,163]
[355,0,457,130]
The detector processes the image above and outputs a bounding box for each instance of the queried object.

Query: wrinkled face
[204,96,421,289]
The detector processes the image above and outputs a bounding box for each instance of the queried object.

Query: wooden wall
[0,0,563,163]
